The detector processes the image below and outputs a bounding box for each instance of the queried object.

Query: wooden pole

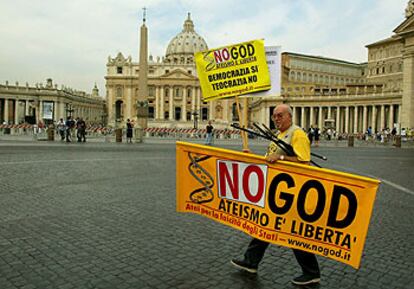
[235,96,249,152]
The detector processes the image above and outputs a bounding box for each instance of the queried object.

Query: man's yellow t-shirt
[266,128,311,162]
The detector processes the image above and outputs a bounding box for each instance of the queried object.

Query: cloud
[0,0,409,93]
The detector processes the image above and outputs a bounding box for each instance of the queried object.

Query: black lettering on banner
[218,199,270,226]
[327,185,358,228]
[268,173,295,214]
[230,44,255,60]
[297,180,326,222]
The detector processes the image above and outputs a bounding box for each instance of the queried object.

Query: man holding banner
[231,104,321,286]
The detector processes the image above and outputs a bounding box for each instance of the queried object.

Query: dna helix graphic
[188,153,215,204]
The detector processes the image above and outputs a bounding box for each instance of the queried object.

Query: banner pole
[235,96,249,152]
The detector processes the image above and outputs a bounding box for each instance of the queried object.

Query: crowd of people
[55,116,87,143]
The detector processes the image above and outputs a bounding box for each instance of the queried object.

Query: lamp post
[192,111,199,129]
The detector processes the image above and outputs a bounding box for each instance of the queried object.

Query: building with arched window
[106,2,414,133]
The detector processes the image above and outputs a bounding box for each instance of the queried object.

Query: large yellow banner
[176,142,380,269]
[194,40,271,101]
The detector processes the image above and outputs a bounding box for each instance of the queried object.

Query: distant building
[106,1,414,132]
[0,78,105,125]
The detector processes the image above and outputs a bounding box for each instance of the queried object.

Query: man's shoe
[291,274,320,285]
[230,258,258,273]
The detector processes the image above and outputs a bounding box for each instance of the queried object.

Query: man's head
[272,104,292,132]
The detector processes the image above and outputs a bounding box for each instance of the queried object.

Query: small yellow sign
[194,40,271,101]
[176,142,380,269]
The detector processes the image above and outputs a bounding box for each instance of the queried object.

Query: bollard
[394,135,401,148]
[115,128,122,142]
[47,127,55,141]
[348,135,354,147]
[134,127,143,143]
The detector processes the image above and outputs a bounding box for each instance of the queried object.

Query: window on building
[117,67,123,74]
[116,87,123,98]
[175,88,181,97]
[187,112,191,121]
[187,88,192,98]
[165,88,169,98]
[201,108,208,121]
[188,70,192,75]
[164,111,169,119]
[165,70,170,74]
[115,100,123,120]
[148,107,154,119]
[175,107,181,120]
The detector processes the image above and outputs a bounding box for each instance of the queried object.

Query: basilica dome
[165,13,208,64]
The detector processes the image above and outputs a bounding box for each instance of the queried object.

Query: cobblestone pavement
[0,140,413,289]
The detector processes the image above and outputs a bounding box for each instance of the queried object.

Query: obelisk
[137,8,148,129]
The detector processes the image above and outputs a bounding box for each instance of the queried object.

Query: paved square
[0,140,413,289]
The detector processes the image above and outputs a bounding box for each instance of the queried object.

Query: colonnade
[0,98,103,124]
[153,86,216,121]
[290,104,401,133]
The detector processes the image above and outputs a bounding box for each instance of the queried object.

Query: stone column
[389,104,394,129]
[197,88,201,113]
[14,100,19,124]
[336,106,340,133]
[398,104,402,125]
[300,106,305,128]
[4,99,9,123]
[160,86,164,120]
[39,100,43,123]
[155,86,159,119]
[353,106,358,134]
[169,87,174,121]
[401,48,414,129]
[191,87,196,120]
[25,100,29,116]
[107,87,114,125]
[181,87,186,121]
[309,106,314,128]
[328,106,332,119]
[291,106,296,125]
[362,105,367,133]
[209,100,214,120]
[371,105,377,132]
[318,106,323,129]
[380,105,385,131]
[345,106,349,134]
[53,101,58,121]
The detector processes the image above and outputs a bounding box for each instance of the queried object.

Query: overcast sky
[0,0,408,95]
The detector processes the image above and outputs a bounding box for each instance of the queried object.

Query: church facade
[106,1,414,133]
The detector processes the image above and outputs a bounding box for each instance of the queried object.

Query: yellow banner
[176,142,380,269]
[194,40,271,101]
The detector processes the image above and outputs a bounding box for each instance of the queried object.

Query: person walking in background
[307,125,314,145]
[65,116,74,142]
[57,118,66,141]
[231,104,320,286]
[314,126,320,147]
[205,121,214,145]
[77,118,86,142]
[126,119,133,143]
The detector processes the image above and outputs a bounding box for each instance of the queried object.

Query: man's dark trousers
[244,238,320,276]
